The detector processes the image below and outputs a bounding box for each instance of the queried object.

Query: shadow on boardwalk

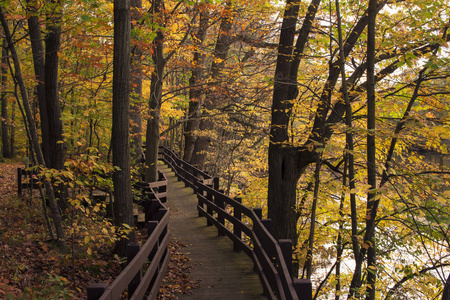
[162,164,267,300]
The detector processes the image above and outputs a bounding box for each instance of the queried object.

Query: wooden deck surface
[161,164,267,300]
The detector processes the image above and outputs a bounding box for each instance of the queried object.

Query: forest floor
[0,162,197,299]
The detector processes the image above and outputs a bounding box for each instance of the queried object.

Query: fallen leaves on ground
[157,241,200,300]
[1,162,199,299]
[0,162,123,299]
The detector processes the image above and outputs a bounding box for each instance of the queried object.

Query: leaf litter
[0,162,199,299]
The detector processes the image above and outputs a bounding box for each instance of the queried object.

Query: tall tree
[44,0,64,170]
[144,0,192,182]
[145,0,164,182]
[183,3,209,162]
[365,0,378,299]
[112,0,135,257]
[190,0,233,168]
[268,0,320,244]
[130,0,143,164]
[26,0,50,166]
[1,38,11,158]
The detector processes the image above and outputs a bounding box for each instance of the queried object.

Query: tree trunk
[184,6,209,162]
[145,0,164,183]
[112,0,135,257]
[27,0,50,165]
[268,0,318,243]
[365,1,378,298]
[45,0,64,170]
[130,0,143,164]
[0,5,66,251]
[1,39,11,158]
[9,96,14,156]
[442,273,450,300]
[190,1,232,168]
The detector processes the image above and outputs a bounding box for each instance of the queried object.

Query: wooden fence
[87,170,170,300]
[160,146,312,300]
[17,167,40,195]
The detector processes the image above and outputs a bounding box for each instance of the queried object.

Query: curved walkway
[161,164,266,300]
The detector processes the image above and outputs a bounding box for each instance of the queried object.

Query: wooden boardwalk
[161,164,267,300]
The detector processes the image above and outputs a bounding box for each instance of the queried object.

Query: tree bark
[130,0,143,165]
[145,0,164,183]
[442,273,450,300]
[268,0,319,243]
[27,0,50,166]
[112,0,135,257]
[365,1,378,298]
[190,1,233,168]
[184,5,209,162]
[1,38,11,158]
[44,0,64,170]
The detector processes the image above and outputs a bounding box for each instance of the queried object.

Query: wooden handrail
[87,171,170,300]
[159,146,312,300]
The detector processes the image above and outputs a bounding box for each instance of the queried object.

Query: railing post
[155,208,168,222]
[127,242,141,299]
[17,168,22,195]
[160,181,167,203]
[262,219,273,234]
[86,283,108,300]
[279,239,293,278]
[147,221,158,237]
[253,208,262,219]
[29,168,34,192]
[259,219,273,259]
[217,189,225,236]
[197,184,204,217]
[206,189,213,226]
[233,197,242,252]
[293,278,312,300]
[147,221,159,260]
[144,199,158,223]
[213,177,219,190]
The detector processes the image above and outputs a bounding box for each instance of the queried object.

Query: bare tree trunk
[268,0,319,244]
[44,0,64,170]
[442,273,450,300]
[304,158,322,278]
[1,39,11,158]
[190,1,232,168]
[112,0,135,257]
[0,5,66,251]
[184,5,209,162]
[26,0,50,166]
[365,1,378,299]
[130,0,143,164]
[145,0,164,183]
[9,95,14,156]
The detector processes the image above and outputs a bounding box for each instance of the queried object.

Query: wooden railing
[159,146,312,300]
[17,167,40,195]
[87,170,170,300]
